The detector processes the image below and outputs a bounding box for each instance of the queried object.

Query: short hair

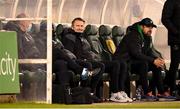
[71,17,85,26]
[16,13,28,18]
[15,13,29,24]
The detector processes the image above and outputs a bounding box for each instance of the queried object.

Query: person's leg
[149,63,164,94]
[75,59,93,70]
[104,60,132,102]
[103,60,120,93]
[131,61,149,95]
[53,60,72,85]
[66,59,83,74]
[118,61,133,102]
[89,61,105,93]
[118,61,128,92]
[168,45,180,93]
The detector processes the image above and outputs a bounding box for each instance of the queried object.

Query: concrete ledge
[0,95,17,103]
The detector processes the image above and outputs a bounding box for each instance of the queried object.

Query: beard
[145,31,152,36]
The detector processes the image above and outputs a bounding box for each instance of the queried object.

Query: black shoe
[141,95,158,101]
[157,95,176,101]
[90,95,102,103]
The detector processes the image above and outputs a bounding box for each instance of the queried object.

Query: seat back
[55,24,69,41]
[112,26,124,47]
[98,25,116,54]
[31,23,40,34]
[84,24,111,61]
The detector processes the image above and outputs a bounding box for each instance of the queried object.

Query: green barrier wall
[0,31,20,94]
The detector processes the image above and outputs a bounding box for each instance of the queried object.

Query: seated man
[4,13,43,72]
[113,18,174,100]
[127,19,172,98]
[61,17,104,98]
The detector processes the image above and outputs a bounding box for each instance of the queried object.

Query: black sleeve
[53,47,72,62]
[146,37,159,58]
[161,0,178,34]
[17,32,25,59]
[127,33,155,63]
[147,44,162,59]
[62,34,76,53]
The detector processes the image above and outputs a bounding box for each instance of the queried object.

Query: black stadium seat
[56,24,69,41]
[84,24,112,61]
[98,25,116,55]
[112,25,124,47]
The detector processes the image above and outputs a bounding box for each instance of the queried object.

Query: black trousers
[53,60,72,85]
[167,44,180,92]
[111,60,136,93]
[148,63,165,94]
[130,61,149,95]
[102,60,121,93]
[86,60,105,93]
[117,61,129,92]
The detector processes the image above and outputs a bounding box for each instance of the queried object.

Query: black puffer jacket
[161,0,180,45]
[4,21,43,72]
[62,28,101,61]
[52,40,76,62]
[113,23,155,63]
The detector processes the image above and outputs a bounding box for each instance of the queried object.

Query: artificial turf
[0,101,180,108]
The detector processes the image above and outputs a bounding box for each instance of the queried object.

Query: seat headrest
[40,20,47,32]
[112,26,124,37]
[56,24,64,35]
[84,24,98,35]
[31,23,40,33]
[99,25,111,36]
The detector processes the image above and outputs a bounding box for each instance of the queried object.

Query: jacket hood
[62,28,73,36]
[126,22,139,33]
[62,27,83,37]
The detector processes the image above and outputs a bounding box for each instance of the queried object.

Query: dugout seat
[112,25,124,47]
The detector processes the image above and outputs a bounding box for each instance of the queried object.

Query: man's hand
[153,58,165,68]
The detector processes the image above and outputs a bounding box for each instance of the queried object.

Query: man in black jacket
[4,13,42,72]
[162,0,180,95]
[62,18,105,98]
[113,18,167,99]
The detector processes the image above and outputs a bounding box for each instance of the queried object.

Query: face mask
[27,23,32,32]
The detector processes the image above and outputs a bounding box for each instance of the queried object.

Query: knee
[113,61,121,69]
[55,60,67,65]
[100,63,105,72]
[141,61,148,68]
[54,60,68,70]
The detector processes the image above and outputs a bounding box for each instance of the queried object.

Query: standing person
[161,0,180,95]
[113,18,170,99]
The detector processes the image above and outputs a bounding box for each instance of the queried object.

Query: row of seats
[56,24,125,52]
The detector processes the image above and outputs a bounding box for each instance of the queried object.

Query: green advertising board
[0,31,20,94]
